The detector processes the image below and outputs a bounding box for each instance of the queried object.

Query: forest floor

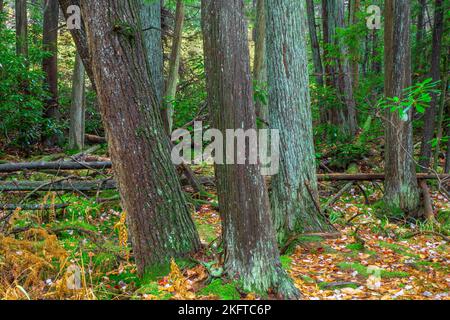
[0,149,449,300]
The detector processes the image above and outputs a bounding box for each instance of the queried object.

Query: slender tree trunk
[419,0,444,171]
[69,53,86,151]
[165,0,185,132]
[336,0,357,136]
[446,121,450,174]
[384,0,420,214]
[79,0,200,274]
[415,0,427,73]
[0,0,4,14]
[58,0,96,90]
[306,0,324,87]
[371,30,382,74]
[15,0,28,58]
[201,0,299,299]
[253,0,268,126]
[266,0,334,245]
[433,56,448,170]
[42,0,61,147]
[350,0,360,89]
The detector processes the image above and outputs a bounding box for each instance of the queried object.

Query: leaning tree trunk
[69,53,86,150]
[201,0,299,299]
[419,0,444,171]
[266,0,335,245]
[165,0,185,132]
[384,0,420,214]
[306,0,323,87]
[42,0,61,147]
[78,0,200,274]
[253,0,268,126]
[15,0,28,58]
[58,0,96,90]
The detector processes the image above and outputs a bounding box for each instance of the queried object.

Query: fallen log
[85,134,107,144]
[0,161,112,173]
[0,203,69,211]
[0,176,214,192]
[0,180,117,192]
[316,173,450,181]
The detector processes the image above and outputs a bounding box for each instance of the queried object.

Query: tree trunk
[384,0,420,214]
[15,0,28,58]
[201,0,299,299]
[58,0,96,90]
[350,0,360,89]
[433,56,448,169]
[419,0,444,171]
[139,0,164,107]
[306,0,324,87]
[336,0,357,136]
[415,0,427,73]
[446,122,450,174]
[79,0,200,274]
[266,0,334,245]
[69,53,86,150]
[165,0,185,132]
[253,0,268,126]
[42,0,61,147]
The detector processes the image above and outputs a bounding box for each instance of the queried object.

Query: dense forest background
[0,0,448,300]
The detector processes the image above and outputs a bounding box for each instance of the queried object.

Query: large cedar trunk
[384,0,420,214]
[201,0,299,298]
[78,0,200,273]
[42,0,61,147]
[265,0,335,245]
[419,0,444,171]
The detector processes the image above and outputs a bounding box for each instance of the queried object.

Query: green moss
[196,223,217,244]
[338,262,409,278]
[378,241,419,259]
[346,243,365,251]
[280,255,293,270]
[142,258,195,282]
[199,279,240,300]
[318,281,359,290]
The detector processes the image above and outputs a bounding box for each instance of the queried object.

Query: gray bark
[78,0,200,274]
[306,0,323,87]
[164,0,185,132]
[419,0,444,171]
[15,0,28,57]
[140,0,164,105]
[253,0,268,125]
[42,0,61,147]
[266,0,335,245]
[384,0,420,214]
[201,0,299,299]
[69,53,86,150]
